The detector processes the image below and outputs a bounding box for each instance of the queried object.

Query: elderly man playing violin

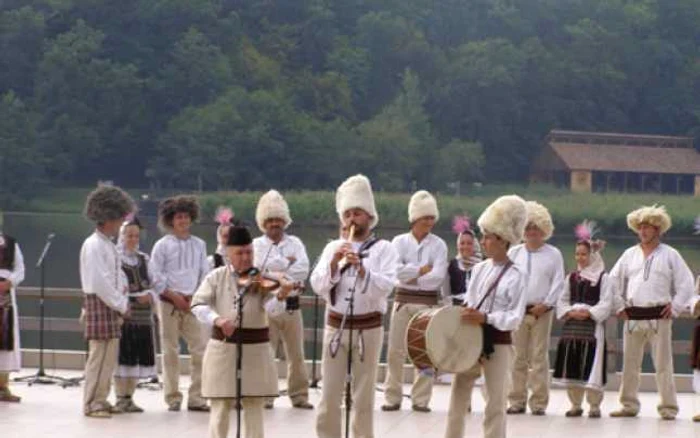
[191,223,296,438]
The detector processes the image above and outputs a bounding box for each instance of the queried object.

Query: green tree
[0,92,44,207]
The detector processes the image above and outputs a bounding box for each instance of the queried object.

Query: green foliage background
[3,1,700,207]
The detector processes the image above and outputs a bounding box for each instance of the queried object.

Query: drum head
[425,306,483,373]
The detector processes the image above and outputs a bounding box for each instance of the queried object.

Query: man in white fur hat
[252,189,313,410]
[609,205,694,420]
[444,195,528,438]
[383,190,448,413]
[507,201,565,416]
[311,174,398,438]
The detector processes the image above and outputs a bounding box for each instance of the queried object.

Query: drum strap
[475,261,513,312]
[475,261,513,360]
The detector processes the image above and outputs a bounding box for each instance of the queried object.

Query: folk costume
[79,185,134,417]
[383,190,448,412]
[444,195,528,438]
[553,222,612,417]
[114,216,158,413]
[253,190,312,410]
[191,225,284,438]
[0,216,26,403]
[311,174,399,438]
[507,201,565,414]
[149,195,211,411]
[610,205,695,420]
[445,216,483,306]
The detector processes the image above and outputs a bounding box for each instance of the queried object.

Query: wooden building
[531,130,700,196]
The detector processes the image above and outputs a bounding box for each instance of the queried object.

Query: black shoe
[506,406,525,415]
[187,404,210,412]
[412,405,431,413]
[381,404,400,412]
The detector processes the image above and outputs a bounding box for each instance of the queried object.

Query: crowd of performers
[1,174,700,438]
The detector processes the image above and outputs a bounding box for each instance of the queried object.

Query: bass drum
[405,306,483,373]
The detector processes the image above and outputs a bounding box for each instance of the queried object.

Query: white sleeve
[361,242,399,301]
[544,249,565,307]
[670,250,695,317]
[589,273,613,323]
[191,271,220,326]
[198,240,211,287]
[608,252,627,313]
[310,242,341,300]
[149,240,168,295]
[556,273,573,320]
[8,243,25,287]
[286,238,310,282]
[486,270,527,332]
[417,239,448,291]
[393,237,420,282]
[85,242,128,314]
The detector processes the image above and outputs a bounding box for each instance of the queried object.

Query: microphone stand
[15,233,77,387]
[328,261,362,438]
[234,275,252,438]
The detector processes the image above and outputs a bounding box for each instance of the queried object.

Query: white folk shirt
[464,259,527,332]
[392,232,448,292]
[149,234,210,296]
[311,238,398,315]
[253,234,310,284]
[79,231,128,313]
[508,243,565,307]
[610,243,695,317]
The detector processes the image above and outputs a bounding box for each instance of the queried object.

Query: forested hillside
[2,0,700,206]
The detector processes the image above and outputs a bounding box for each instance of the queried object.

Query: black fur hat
[83,185,135,224]
[158,195,200,230]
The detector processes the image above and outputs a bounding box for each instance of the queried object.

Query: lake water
[4,212,700,373]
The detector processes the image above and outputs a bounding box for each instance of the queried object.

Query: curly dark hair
[158,195,200,230]
[83,185,135,224]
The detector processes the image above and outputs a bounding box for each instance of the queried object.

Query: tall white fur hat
[336,174,379,229]
[525,201,554,241]
[408,190,439,223]
[256,190,292,232]
[477,195,527,244]
[627,205,672,234]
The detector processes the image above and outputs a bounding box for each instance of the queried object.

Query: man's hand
[461,307,486,325]
[0,280,12,294]
[215,317,237,338]
[529,304,550,318]
[136,294,152,305]
[566,309,591,321]
[661,303,673,319]
[418,265,433,276]
[616,309,629,320]
[330,243,351,274]
[165,290,191,312]
[277,279,294,300]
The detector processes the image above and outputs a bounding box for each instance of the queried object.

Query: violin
[236,267,282,293]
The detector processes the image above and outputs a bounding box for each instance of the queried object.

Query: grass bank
[10,186,700,237]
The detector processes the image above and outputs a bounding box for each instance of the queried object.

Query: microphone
[47,233,56,241]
